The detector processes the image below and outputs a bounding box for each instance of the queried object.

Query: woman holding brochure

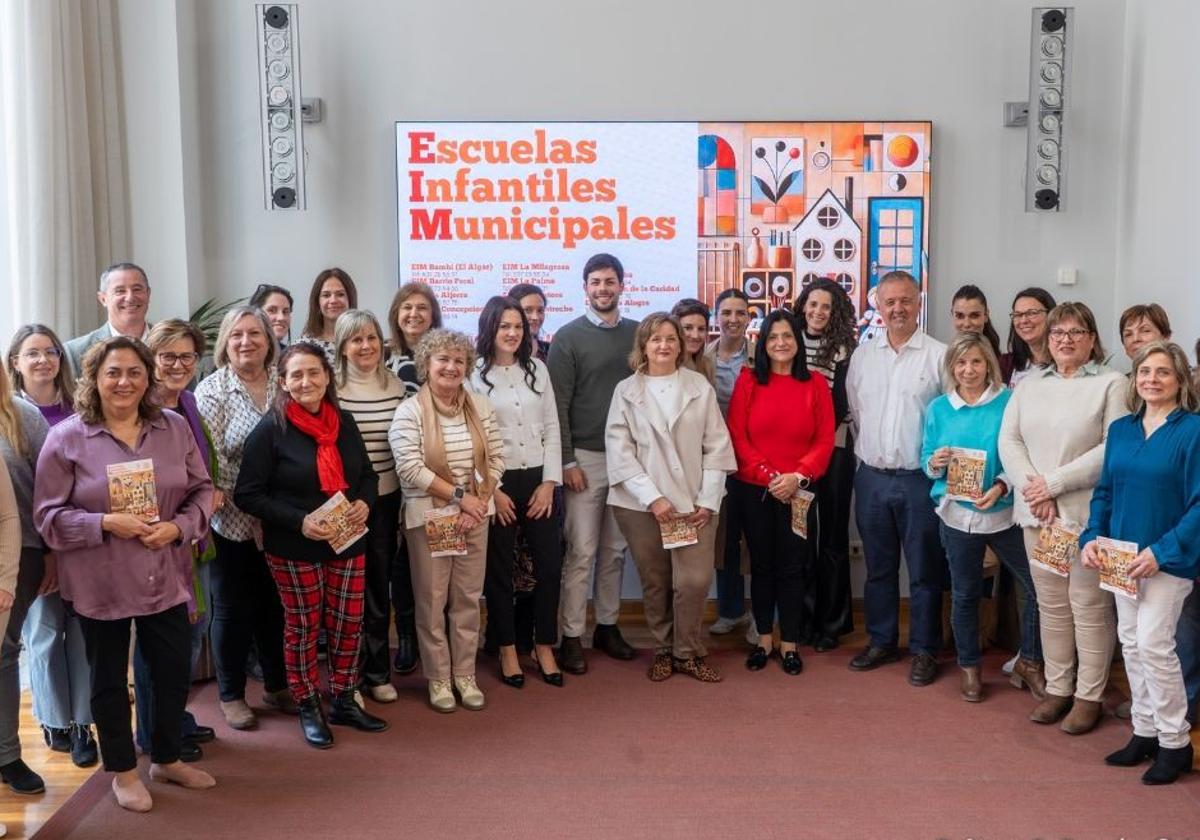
[33,337,215,812]
[998,302,1127,735]
[389,329,504,713]
[606,313,735,683]
[235,342,385,749]
[727,309,835,676]
[920,332,1043,703]
[1081,341,1200,785]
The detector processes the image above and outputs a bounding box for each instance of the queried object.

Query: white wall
[1113,0,1200,362]
[162,0,1130,347]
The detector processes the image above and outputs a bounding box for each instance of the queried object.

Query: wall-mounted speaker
[256,4,306,210]
[1025,7,1072,212]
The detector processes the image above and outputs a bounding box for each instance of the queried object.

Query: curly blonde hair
[413,329,474,383]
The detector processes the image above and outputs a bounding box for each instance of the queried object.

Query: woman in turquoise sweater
[921,332,1043,703]
[1081,341,1200,785]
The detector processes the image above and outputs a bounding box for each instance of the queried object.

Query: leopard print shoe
[673,656,723,683]
[648,652,673,681]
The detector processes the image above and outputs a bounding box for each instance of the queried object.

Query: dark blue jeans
[854,466,945,656]
[716,486,747,620]
[939,522,1042,667]
[1176,583,1200,723]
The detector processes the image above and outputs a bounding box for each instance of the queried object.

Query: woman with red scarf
[235,343,384,749]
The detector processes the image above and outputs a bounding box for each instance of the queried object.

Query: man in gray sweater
[547,253,640,674]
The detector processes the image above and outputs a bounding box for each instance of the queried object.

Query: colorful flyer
[945,447,987,502]
[791,488,816,538]
[1096,536,1140,601]
[106,459,160,523]
[424,505,467,557]
[1029,519,1081,577]
[311,491,368,554]
[659,516,699,550]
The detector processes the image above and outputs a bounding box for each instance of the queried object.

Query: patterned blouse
[194,366,278,541]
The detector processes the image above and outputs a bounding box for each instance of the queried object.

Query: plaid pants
[266,553,366,702]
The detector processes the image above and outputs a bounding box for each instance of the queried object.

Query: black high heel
[533,650,564,687]
[500,671,526,689]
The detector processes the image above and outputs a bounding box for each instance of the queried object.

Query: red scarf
[285,399,348,496]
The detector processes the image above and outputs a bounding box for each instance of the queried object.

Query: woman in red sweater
[727,309,835,675]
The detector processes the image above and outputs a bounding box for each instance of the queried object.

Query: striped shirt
[338,366,408,496]
[802,332,837,390]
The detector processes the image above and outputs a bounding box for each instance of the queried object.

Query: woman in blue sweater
[1081,341,1200,785]
[921,332,1043,703]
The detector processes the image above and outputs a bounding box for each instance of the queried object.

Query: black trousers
[800,444,855,639]
[78,604,190,772]
[209,532,287,701]
[729,477,812,644]
[485,467,563,647]
[360,490,400,686]
[391,528,416,640]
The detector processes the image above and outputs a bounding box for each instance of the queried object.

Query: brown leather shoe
[557,635,587,675]
[1060,698,1102,735]
[647,653,673,682]
[908,653,938,686]
[1029,693,1073,724]
[1009,657,1047,701]
[960,666,982,703]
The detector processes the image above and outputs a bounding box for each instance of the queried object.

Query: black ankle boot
[1142,743,1194,785]
[298,696,334,749]
[1105,734,1159,766]
[328,691,389,732]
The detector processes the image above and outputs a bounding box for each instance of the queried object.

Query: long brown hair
[302,267,358,339]
[0,364,29,457]
[387,282,443,358]
[6,323,75,408]
[74,337,161,425]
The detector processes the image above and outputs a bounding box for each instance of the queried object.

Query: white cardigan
[604,367,736,514]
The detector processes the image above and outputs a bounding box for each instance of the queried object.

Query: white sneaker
[367,683,399,703]
[453,675,486,711]
[709,614,743,635]
[428,679,456,713]
[745,617,762,647]
[1001,653,1018,676]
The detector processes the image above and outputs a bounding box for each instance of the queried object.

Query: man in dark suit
[65,262,152,374]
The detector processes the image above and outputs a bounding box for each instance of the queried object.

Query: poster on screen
[396,122,698,334]
[395,121,933,338]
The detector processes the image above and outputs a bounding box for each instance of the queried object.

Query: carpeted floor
[34,647,1200,839]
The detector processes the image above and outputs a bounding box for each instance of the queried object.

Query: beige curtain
[0,0,127,344]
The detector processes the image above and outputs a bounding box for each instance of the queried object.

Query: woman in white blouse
[195,307,291,730]
[606,313,736,683]
[469,297,563,687]
[389,330,504,713]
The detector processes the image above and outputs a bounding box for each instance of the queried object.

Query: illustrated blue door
[867,197,925,306]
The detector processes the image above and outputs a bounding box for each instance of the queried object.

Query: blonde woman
[389,330,503,713]
[333,310,408,702]
[670,298,715,382]
[999,302,1127,734]
[606,313,735,682]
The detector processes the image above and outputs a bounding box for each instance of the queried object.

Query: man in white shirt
[846,270,947,686]
[65,262,153,375]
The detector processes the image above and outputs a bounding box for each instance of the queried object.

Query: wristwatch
[452,486,465,502]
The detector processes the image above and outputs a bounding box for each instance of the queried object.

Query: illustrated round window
[835,273,855,294]
[801,272,822,287]
[801,238,824,261]
[833,238,856,261]
[817,206,841,229]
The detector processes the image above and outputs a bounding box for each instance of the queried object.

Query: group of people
[0,257,1196,820]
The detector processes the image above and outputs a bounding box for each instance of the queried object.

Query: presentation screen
[396,121,932,341]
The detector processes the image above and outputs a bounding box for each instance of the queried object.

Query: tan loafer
[1060,698,1102,735]
[1029,693,1073,724]
[219,699,257,730]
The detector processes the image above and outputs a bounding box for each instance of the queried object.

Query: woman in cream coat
[606,313,736,683]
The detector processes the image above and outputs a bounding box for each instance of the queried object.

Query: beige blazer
[604,367,736,515]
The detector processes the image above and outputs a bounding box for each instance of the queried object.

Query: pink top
[33,411,213,620]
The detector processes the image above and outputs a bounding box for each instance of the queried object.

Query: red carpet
[34,647,1200,839]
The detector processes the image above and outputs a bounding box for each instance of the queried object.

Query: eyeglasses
[157,352,199,367]
[1048,328,1090,341]
[18,348,61,361]
[1009,308,1048,321]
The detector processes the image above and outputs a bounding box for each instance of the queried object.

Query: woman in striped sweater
[334,311,408,703]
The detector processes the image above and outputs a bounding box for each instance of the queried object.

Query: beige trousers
[560,448,627,637]
[1024,527,1115,701]
[406,522,489,682]
[613,507,716,659]
[1117,572,1194,748]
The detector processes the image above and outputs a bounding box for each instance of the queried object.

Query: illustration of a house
[791,185,862,312]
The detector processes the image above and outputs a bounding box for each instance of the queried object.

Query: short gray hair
[213,305,277,371]
[333,309,391,389]
[99,261,150,292]
[414,329,474,383]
